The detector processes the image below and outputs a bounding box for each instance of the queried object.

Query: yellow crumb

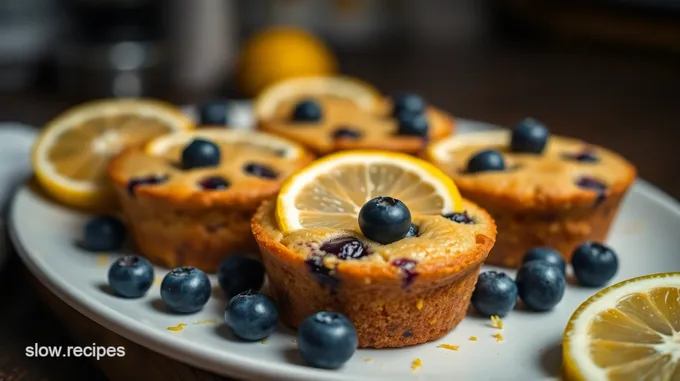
[192,319,218,325]
[437,344,460,351]
[493,333,504,342]
[154,277,162,285]
[261,339,269,345]
[468,336,478,341]
[363,357,373,362]
[416,299,424,310]
[167,323,187,332]
[97,254,108,267]
[411,358,422,371]
[490,315,504,329]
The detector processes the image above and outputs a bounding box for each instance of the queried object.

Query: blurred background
[0,1,679,379]
[4,0,678,192]
[2,0,679,187]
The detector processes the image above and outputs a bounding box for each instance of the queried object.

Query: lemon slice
[563,272,680,381]
[276,150,464,234]
[254,76,382,121]
[145,128,307,160]
[424,130,509,164]
[32,99,194,210]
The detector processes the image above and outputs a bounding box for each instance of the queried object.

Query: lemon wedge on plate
[563,272,680,381]
[32,99,194,211]
[275,150,463,234]
[254,76,382,121]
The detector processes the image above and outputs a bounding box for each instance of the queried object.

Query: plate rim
[10,119,680,381]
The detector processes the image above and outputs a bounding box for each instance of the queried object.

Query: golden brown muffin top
[252,198,496,283]
[426,130,637,209]
[258,95,454,155]
[108,129,314,209]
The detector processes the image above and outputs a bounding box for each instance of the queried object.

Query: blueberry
[396,111,429,137]
[405,223,419,238]
[471,271,518,317]
[571,242,618,287]
[443,211,475,224]
[392,93,426,115]
[358,196,412,244]
[320,237,368,260]
[332,127,362,140]
[224,291,279,341]
[522,247,566,275]
[107,255,154,298]
[81,216,126,252]
[198,100,228,125]
[291,99,322,122]
[515,261,566,312]
[467,150,505,173]
[160,267,211,313]
[243,163,278,180]
[297,311,358,369]
[127,174,168,196]
[562,148,599,163]
[197,176,230,190]
[575,176,608,205]
[510,117,550,154]
[305,256,339,289]
[217,255,265,298]
[575,176,607,192]
[181,139,220,169]
[391,258,418,286]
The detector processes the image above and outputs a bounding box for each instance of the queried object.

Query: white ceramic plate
[9,120,680,381]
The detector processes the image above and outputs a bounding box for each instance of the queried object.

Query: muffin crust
[252,198,496,348]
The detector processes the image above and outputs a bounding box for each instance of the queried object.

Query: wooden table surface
[0,37,678,380]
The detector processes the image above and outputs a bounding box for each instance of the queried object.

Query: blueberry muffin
[108,128,314,272]
[425,119,636,268]
[251,151,496,348]
[254,76,454,155]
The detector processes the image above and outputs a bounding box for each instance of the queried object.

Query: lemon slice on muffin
[254,76,382,121]
[563,272,680,381]
[276,150,463,234]
[32,99,194,211]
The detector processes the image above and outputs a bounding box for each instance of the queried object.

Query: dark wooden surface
[0,35,679,380]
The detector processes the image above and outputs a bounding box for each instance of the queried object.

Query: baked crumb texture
[252,198,497,348]
[258,96,454,155]
[427,131,636,268]
[107,133,313,273]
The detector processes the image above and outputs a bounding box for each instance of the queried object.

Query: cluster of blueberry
[306,196,474,288]
[465,118,607,197]
[471,243,619,316]
[290,93,431,138]
[80,216,359,370]
[357,195,473,245]
[128,137,279,195]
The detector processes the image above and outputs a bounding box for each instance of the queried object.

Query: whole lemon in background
[236,26,338,97]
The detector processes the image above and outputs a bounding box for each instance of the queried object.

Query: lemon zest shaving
[97,254,108,267]
[411,358,422,371]
[469,336,478,341]
[490,315,504,329]
[193,319,218,325]
[167,323,187,332]
[437,344,460,351]
[493,333,504,342]
[416,299,424,310]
